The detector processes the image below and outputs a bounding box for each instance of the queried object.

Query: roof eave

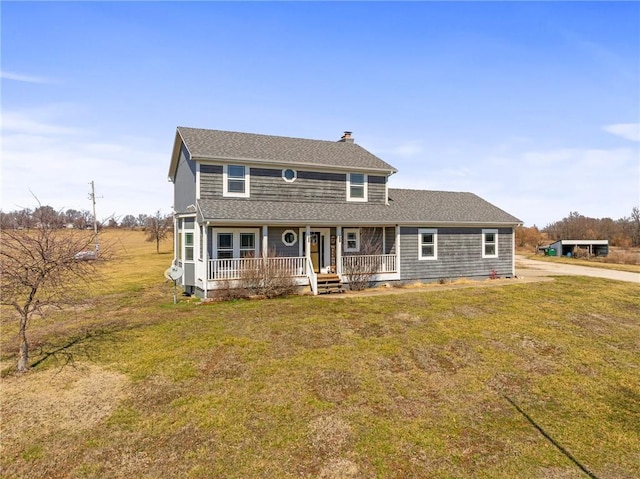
[195,217,522,228]
[167,129,188,181]
[192,155,397,175]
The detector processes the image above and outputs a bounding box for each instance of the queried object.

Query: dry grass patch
[1,362,129,445]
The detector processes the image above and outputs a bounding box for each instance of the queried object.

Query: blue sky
[2,1,638,227]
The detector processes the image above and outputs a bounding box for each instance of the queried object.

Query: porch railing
[208,256,307,281]
[341,254,397,274]
[306,257,317,296]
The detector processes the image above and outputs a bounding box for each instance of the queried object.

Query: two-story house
[168,127,522,297]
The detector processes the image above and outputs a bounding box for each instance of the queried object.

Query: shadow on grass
[504,395,599,479]
[2,319,144,376]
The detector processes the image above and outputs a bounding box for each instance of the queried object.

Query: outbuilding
[547,239,609,257]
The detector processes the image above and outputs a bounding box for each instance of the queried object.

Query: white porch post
[203,223,209,297]
[396,225,401,277]
[336,226,343,275]
[262,225,268,259]
[305,225,311,262]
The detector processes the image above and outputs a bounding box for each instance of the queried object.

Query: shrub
[239,253,299,299]
[211,280,251,301]
[342,228,383,291]
[240,257,298,298]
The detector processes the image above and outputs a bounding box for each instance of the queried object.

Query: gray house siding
[199,165,387,205]
[384,227,396,255]
[173,145,196,213]
[254,169,346,203]
[268,227,300,257]
[200,164,223,198]
[368,175,386,204]
[399,227,513,281]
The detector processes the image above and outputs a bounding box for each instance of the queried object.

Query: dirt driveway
[516,255,640,283]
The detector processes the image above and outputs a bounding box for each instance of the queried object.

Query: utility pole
[89,180,99,256]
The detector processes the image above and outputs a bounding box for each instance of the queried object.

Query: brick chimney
[338,131,354,143]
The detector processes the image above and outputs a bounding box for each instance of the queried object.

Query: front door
[302,228,330,274]
[310,232,321,273]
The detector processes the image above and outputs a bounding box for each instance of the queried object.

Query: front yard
[2,231,639,478]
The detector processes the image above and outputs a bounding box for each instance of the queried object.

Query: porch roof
[197,189,522,226]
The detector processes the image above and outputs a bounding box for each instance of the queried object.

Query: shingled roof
[197,188,521,226]
[173,127,397,173]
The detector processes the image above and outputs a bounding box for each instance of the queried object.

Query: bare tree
[631,206,640,247]
[342,227,383,291]
[145,210,171,253]
[121,214,137,229]
[0,225,106,373]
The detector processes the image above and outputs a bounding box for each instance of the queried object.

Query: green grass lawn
[2,232,639,478]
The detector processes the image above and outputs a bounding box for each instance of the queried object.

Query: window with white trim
[344,228,360,252]
[177,217,195,262]
[223,165,250,197]
[214,230,259,259]
[240,233,256,258]
[184,232,194,261]
[347,173,367,201]
[217,233,234,259]
[418,228,437,260]
[282,168,297,183]
[482,229,498,258]
[282,229,297,246]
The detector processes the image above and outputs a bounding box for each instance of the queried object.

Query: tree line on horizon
[516,207,640,249]
[0,206,173,231]
[2,204,639,248]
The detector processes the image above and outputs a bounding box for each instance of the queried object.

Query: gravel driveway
[516,255,640,284]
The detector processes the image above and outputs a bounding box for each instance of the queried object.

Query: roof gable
[174,127,397,173]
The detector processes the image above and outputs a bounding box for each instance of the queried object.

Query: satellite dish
[164,265,183,281]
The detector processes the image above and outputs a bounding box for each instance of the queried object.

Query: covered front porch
[200,225,400,295]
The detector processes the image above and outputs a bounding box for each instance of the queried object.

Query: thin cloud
[1,116,172,216]
[2,108,82,136]
[0,70,52,84]
[392,141,424,157]
[603,123,640,142]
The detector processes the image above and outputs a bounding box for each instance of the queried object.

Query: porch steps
[316,274,344,294]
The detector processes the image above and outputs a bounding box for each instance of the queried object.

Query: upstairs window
[347,173,367,202]
[223,165,250,198]
[282,168,297,183]
[482,229,498,258]
[418,228,437,260]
